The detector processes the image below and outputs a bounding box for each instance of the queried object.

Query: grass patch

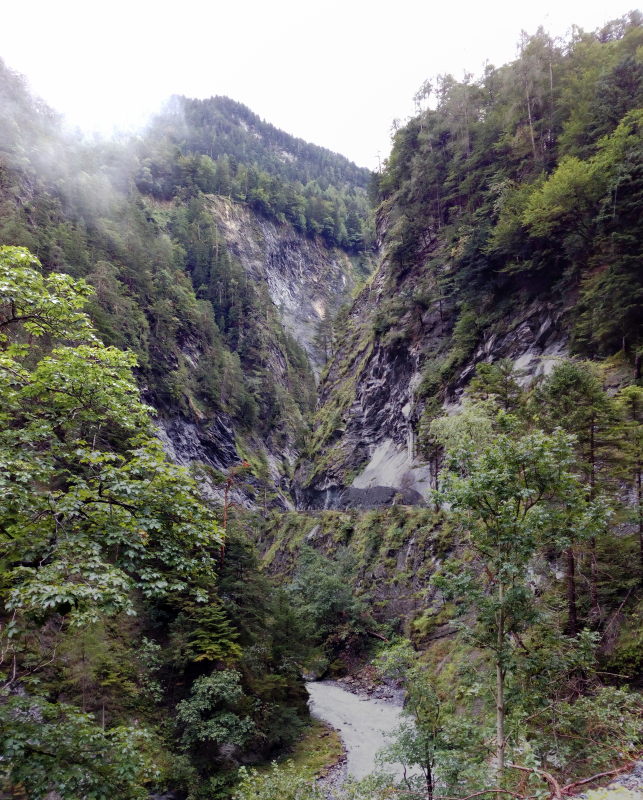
[278,719,344,778]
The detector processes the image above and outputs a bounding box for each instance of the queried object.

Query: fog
[3,0,636,168]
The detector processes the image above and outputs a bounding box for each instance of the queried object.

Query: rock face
[152,197,365,508]
[156,413,238,473]
[209,197,363,375]
[297,483,425,511]
[298,240,570,510]
[451,301,568,394]
[154,199,571,514]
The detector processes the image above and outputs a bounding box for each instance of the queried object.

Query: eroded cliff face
[297,240,570,510]
[209,196,364,375]
[155,197,367,507]
[156,198,570,514]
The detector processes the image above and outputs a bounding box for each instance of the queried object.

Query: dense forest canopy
[376,11,642,361]
[166,95,371,188]
[137,95,375,251]
[0,245,319,798]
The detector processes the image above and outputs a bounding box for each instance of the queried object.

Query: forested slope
[0,12,642,800]
[138,94,375,251]
[0,61,373,798]
[301,13,642,503]
[0,60,374,508]
[264,14,643,797]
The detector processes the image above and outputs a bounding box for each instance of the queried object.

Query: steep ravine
[153,198,370,509]
[160,205,573,514]
[151,195,571,515]
[209,196,369,375]
[295,246,570,511]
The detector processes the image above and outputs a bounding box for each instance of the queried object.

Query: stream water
[306,680,409,781]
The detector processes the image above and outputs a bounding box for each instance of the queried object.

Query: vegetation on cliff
[141,95,375,252]
[0,246,318,798]
[1,11,642,800]
[252,13,643,778]
[376,13,641,363]
[0,58,374,469]
[303,10,642,494]
[249,364,643,799]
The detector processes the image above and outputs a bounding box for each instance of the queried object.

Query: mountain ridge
[0,56,375,509]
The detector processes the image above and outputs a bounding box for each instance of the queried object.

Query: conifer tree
[534,361,619,619]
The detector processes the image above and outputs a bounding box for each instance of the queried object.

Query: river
[306,680,410,781]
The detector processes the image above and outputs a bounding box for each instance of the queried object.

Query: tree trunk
[496,662,506,774]
[426,762,434,800]
[589,419,599,613]
[526,90,537,165]
[221,478,231,566]
[566,546,578,636]
[496,582,506,775]
[637,458,642,585]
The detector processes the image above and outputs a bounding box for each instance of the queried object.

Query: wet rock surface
[334,665,404,702]
[156,413,239,472]
[296,484,424,511]
[300,244,571,510]
[317,755,348,800]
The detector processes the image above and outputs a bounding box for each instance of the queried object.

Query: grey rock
[299,246,570,510]
[210,196,364,376]
[156,413,238,472]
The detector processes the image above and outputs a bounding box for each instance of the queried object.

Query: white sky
[2,0,636,170]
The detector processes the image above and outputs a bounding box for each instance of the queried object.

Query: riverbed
[306,680,409,781]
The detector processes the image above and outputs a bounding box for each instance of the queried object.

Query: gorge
[0,12,642,800]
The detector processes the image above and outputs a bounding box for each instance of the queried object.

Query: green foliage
[547,686,643,774]
[605,599,643,677]
[0,246,240,793]
[521,155,605,237]
[258,505,442,626]
[433,417,606,607]
[0,691,158,799]
[167,599,244,669]
[0,245,94,339]
[288,545,372,660]
[376,15,642,362]
[372,298,407,337]
[1,23,642,798]
[431,409,608,771]
[533,360,619,484]
[142,95,374,252]
[175,670,254,750]
[0,62,321,456]
[467,358,524,411]
[233,761,323,800]
[1,248,221,627]
[417,359,446,401]
[376,639,490,796]
[429,399,496,456]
